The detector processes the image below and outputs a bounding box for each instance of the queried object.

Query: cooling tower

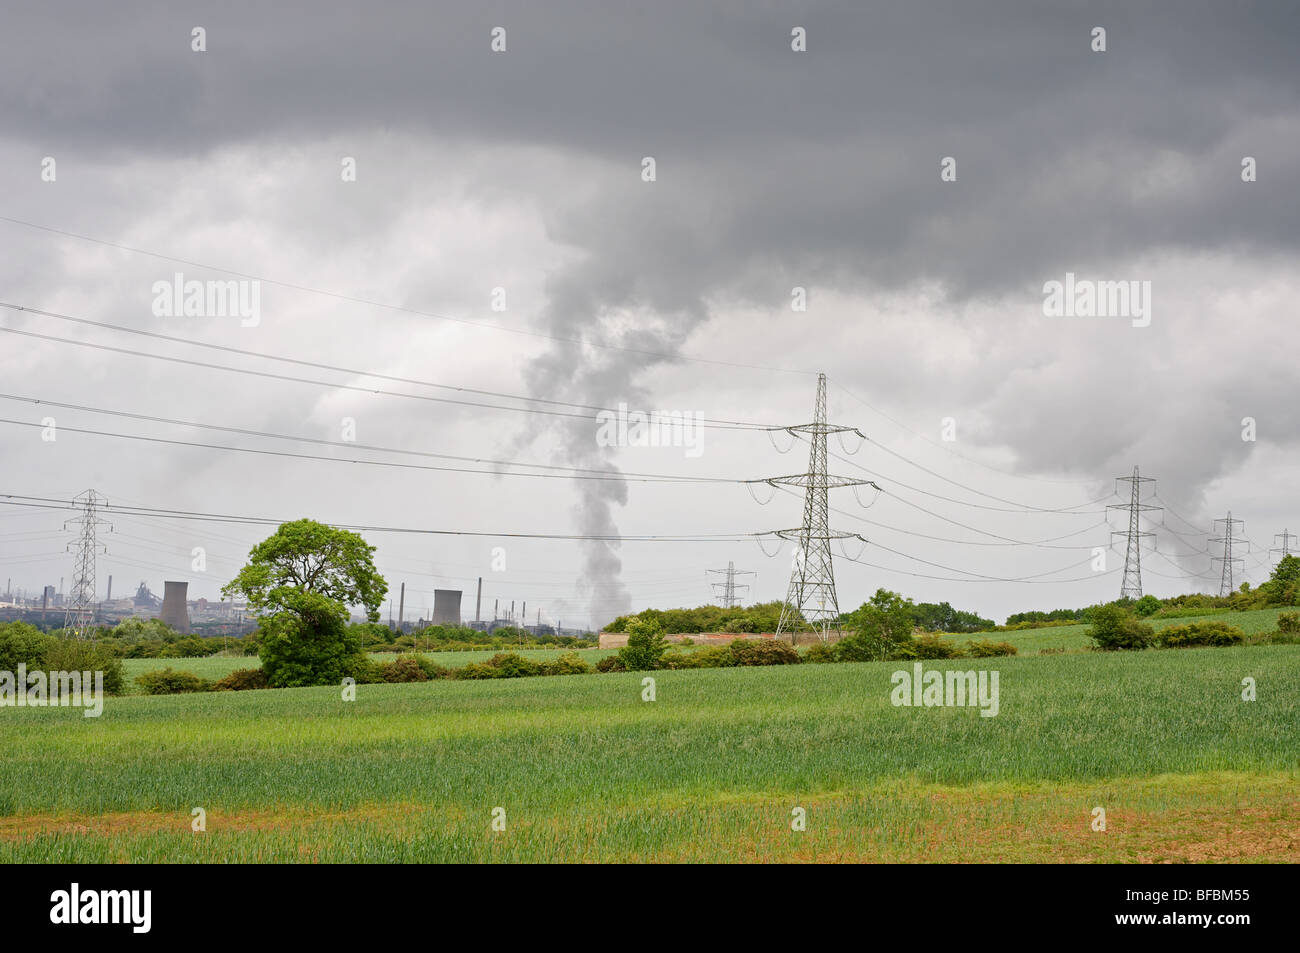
[432,589,462,626]
[159,580,192,634]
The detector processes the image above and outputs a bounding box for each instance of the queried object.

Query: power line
[829,378,1103,488]
[0,219,815,375]
[0,493,756,543]
[0,320,768,432]
[0,301,778,430]
[0,416,742,484]
[0,393,738,484]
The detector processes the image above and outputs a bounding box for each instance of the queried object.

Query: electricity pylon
[62,489,111,639]
[1270,529,1297,570]
[1209,512,1248,597]
[1106,466,1160,600]
[755,373,873,643]
[708,561,754,609]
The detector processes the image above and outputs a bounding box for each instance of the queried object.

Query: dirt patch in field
[0,802,434,840]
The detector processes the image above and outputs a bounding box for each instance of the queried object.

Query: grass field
[5,643,1297,862]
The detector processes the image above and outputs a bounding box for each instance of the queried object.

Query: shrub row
[1089,607,1251,651]
[803,634,1017,663]
[1155,620,1244,648]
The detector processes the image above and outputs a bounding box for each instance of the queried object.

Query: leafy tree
[0,621,53,671]
[222,519,387,687]
[618,617,669,671]
[911,600,994,633]
[836,589,916,660]
[111,617,178,641]
[1087,604,1153,651]
[1255,554,1300,607]
[1133,594,1162,617]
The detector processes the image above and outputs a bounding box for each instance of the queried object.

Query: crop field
[3,644,1297,862]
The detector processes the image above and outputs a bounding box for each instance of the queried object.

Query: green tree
[222,519,387,687]
[1087,604,1153,651]
[837,589,916,660]
[1133,594,1161,617]
[0,621,53,671]
[618,617,669,671]
[1257,554,1300,607]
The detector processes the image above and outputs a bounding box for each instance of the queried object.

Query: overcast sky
[1,1,1297,629]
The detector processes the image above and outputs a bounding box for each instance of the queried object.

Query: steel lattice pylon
[1209,512,1248,597]
[757,373,874,642]
[708,560,754,609]
[1107,466,1160,600]
[62,489,111,639]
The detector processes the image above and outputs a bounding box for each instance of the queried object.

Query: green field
[4,643,1297,862]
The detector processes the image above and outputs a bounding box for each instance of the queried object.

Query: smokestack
[510,600,515,624]
[475,577,482,623]
[522,601,526,629]
[398,582,406,630]
[159,581,192,634]
[106,575,112,602]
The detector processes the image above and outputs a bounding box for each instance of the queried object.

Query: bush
[210,667,269,691]
[833,631,897,662]
[595,655,626,673]
[1087,605,1153,651]
[659,646,732,669]
[257,608,367,688]
[380,655,429,682]
[964,639,1018,658]
[906,633,965,659]
[618,618,669,671]
[454,661,498,679]
[726,638,801,666]
[41,639,126,695]
[1155,620,1245,648]
[1277,612,1300,634]
[135,667,211,694]
[485,652,541,678]
[802,642,837,664]
[449,652,541,679]
[536,652,591,676]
